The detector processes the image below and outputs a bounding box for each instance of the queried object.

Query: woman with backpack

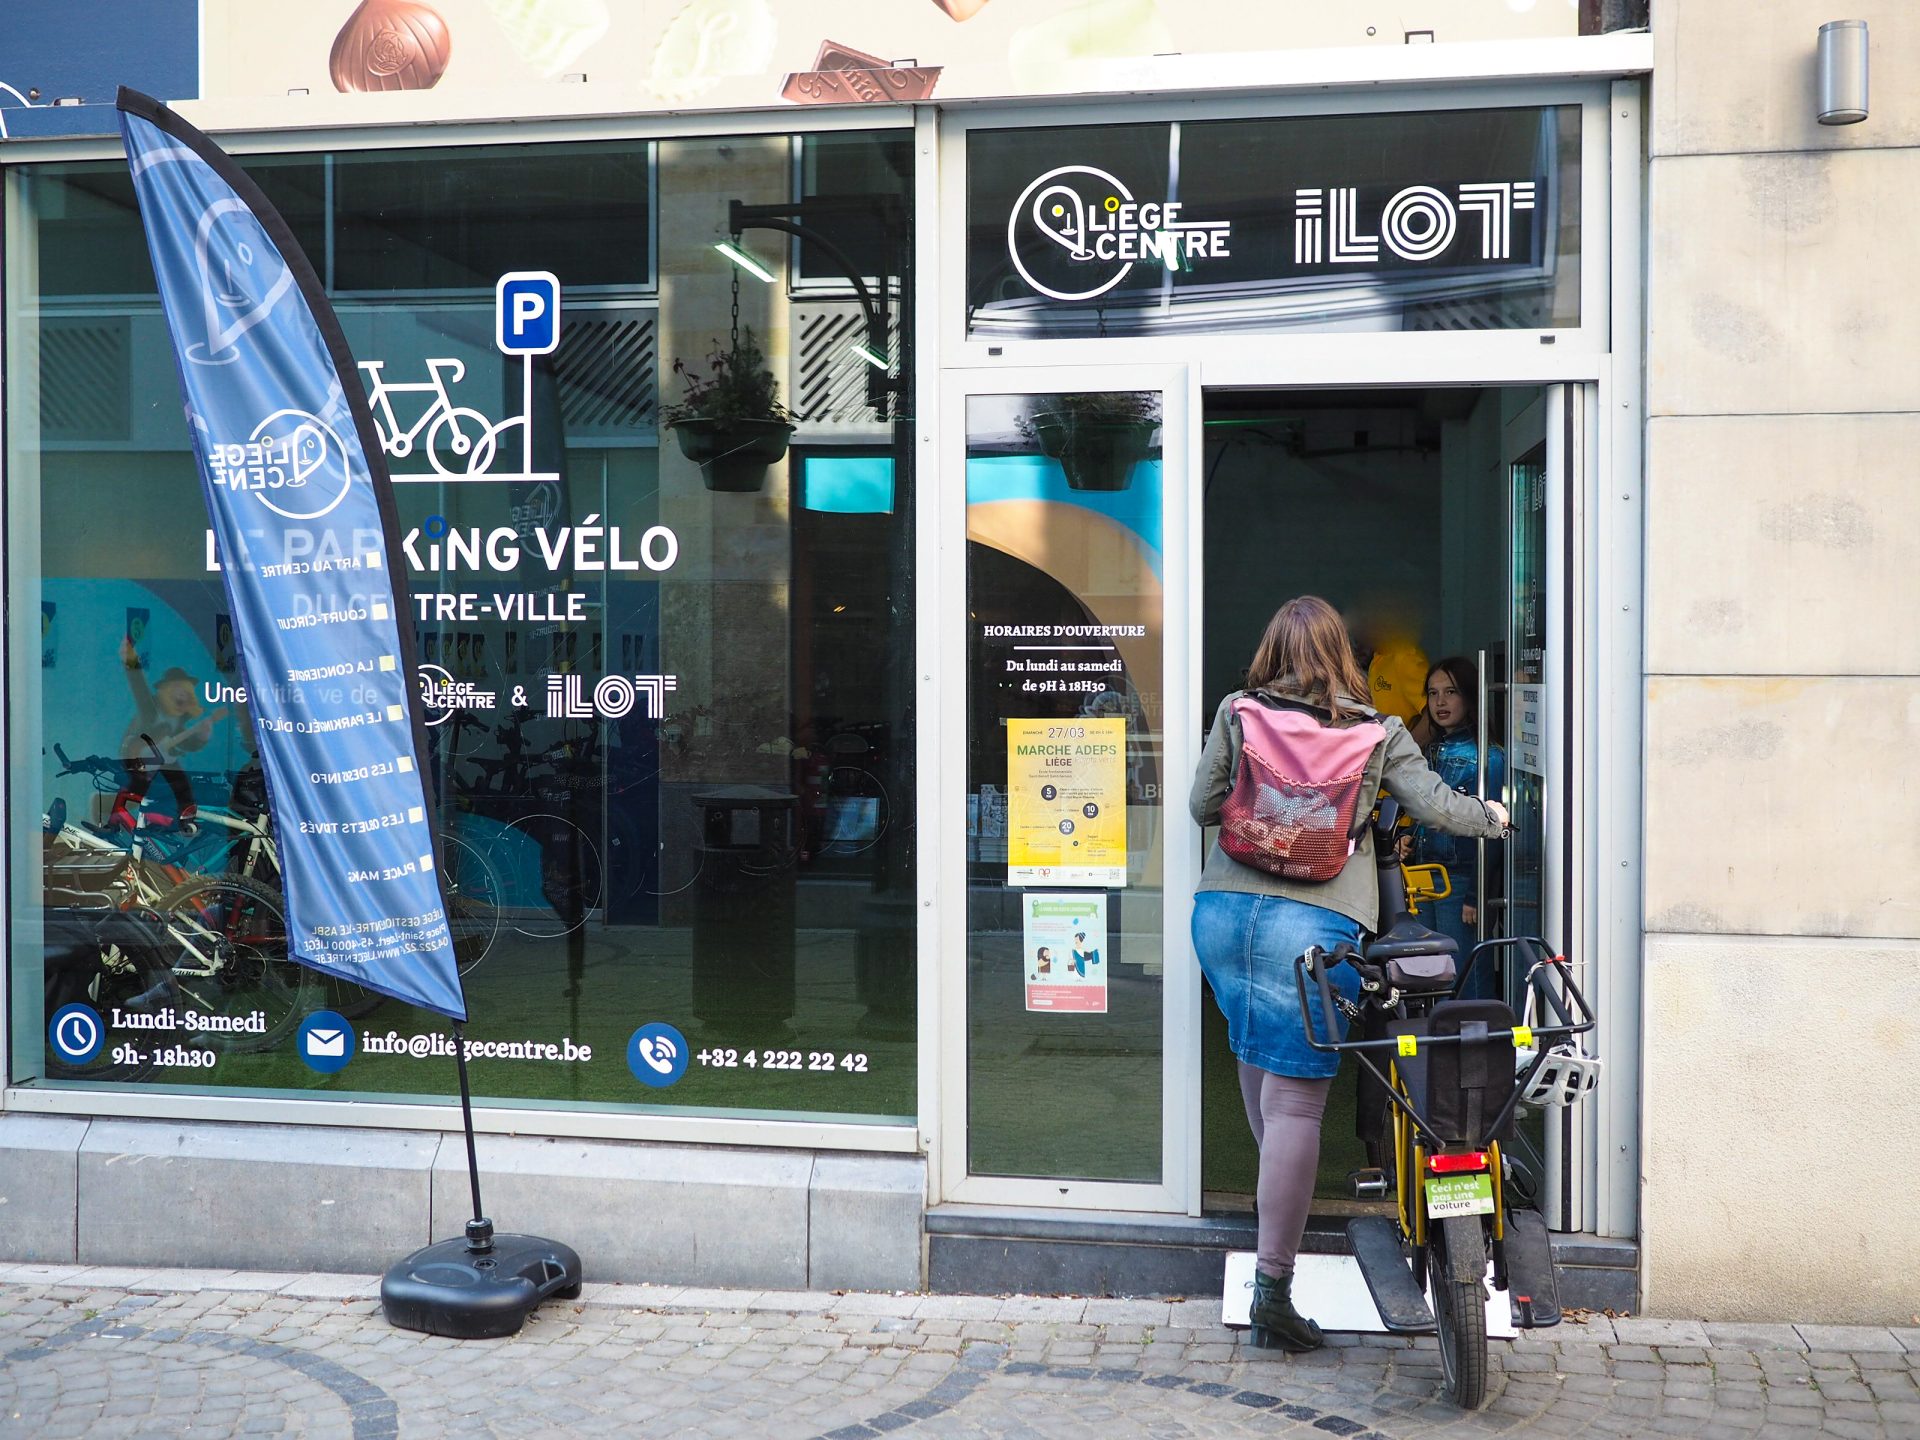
[1190,595,1508,1352]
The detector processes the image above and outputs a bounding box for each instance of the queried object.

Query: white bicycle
[358,358,499,476]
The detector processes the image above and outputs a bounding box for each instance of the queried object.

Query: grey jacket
[1189,684,1507,932]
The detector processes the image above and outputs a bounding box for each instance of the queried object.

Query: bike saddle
[1364,917,1458,992]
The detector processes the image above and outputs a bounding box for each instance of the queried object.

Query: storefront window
[967,106,1580,339]
[963,391,1167,1181]
[5,130,916,1124]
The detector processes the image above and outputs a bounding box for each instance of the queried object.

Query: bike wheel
[489,813,603,938]
[44,927,171,1084]
[156,874,311,1053]
[1428,1214,1490,1409]
[439,828,503,976]
[316,967,383,1023]
[426,407,498,477]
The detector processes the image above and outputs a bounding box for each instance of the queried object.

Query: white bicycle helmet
[1514,1042,1602,1108]
[1513,960,1601,1108]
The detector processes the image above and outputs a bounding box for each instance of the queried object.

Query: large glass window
[963,391,1167,1181]
[6,130,916,1124]
[967,106,1580,339]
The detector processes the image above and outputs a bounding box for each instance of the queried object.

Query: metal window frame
[0,67,1647,1214]
[0,104,924,1157]
[930,79,1645,1227]
[935,358,1193,1215]
[940,82,1613,377]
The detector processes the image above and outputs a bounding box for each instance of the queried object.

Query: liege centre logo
[418,663,497,727]
[1008,165,1232,303]
[206,409,355,522]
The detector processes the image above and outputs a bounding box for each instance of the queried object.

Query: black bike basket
[1423,999,1519,1146]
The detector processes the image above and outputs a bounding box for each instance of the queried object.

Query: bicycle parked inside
[41,747,312,1077]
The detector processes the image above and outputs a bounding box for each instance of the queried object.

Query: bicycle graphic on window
[357,356,535,480]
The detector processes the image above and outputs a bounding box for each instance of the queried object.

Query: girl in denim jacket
[1406,657,1505,984]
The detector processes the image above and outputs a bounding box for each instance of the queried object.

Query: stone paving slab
[1704,1322,1810,1351]
[1610,1316,1712,1347]
[279,1274,381,1301]
[2,1266,1915,1438]
[1797,1325,1911,1354]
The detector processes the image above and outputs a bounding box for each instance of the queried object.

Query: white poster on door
[1022,893,1107,1014]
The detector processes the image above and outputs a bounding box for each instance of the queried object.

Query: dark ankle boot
[1249,1269,1323,1352]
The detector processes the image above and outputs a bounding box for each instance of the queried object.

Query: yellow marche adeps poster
[1005,717,1127,887]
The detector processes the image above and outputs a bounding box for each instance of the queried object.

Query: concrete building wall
[1643,0,1920,1320]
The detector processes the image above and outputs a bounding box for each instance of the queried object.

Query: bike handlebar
[1294,935,1597,1058]
[54,747,124,779]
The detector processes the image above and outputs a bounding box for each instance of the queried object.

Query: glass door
[1191,384,1562,1215]
[938,365,1192,1210]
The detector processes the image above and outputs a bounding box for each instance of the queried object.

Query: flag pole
[451,1024,491,1250]
[114,88,578,1338]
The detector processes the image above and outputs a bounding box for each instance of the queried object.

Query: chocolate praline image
[330,0,453,93]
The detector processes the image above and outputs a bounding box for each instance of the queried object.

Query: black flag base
[381,1222,582,1340]
[382,1023,582,1338]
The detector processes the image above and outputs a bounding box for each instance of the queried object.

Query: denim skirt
[1193,890,1365,1079]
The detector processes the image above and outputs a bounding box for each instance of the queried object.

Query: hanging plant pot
[670,417,797,493]
[1029,412,1158,492]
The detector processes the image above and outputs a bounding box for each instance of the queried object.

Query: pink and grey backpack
[1216,693,1386,882]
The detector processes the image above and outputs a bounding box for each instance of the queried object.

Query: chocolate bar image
[781,39,942,106]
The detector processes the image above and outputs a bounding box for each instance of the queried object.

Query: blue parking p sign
[497,271,560,355]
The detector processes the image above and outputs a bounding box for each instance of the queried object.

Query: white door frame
[924,79,1646,1237]
[935,361,1195,1213]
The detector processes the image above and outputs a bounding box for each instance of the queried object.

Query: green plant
[660,327,797,428]
[1016,390,1161,438]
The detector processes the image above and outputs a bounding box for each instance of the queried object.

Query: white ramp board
[1222,1249,1517,1338]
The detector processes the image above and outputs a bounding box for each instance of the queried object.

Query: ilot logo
[1008,165,1231,303]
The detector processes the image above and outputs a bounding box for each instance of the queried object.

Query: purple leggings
[1237,1062,1333,1275]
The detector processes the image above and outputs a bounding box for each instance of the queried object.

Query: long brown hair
[1245,596,1372,719]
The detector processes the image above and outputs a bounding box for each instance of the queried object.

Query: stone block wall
[1643,0,1920,1321]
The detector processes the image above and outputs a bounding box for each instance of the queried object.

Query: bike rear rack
[1295,937,1596,1154]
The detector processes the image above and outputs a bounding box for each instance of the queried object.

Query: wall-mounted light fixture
[713,240,776,283]
[1817,20,1868,125]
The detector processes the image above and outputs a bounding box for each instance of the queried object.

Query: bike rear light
[1426,1151,1489,1174]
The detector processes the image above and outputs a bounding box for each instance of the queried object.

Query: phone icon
[627,1022,688,1088]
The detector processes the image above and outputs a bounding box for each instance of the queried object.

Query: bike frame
[1295,936,1596,1155]
[359,357,466,453]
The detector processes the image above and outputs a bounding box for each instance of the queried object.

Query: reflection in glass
[1507,446,1548,948]
[964,392,1165,1182]
[5,133,917,1124]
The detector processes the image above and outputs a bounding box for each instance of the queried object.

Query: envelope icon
[305,1028,346,1057]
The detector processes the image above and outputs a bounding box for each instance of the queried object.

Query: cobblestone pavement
[3,1265,1917,1438]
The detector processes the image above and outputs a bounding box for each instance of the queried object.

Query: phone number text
[696,1049,868,1073]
